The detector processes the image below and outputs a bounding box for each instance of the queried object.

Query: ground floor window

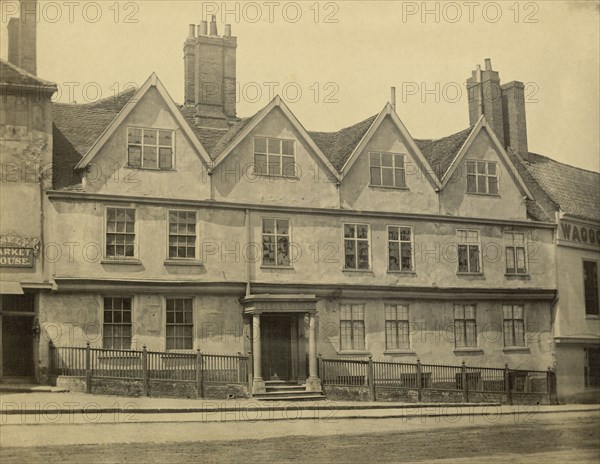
[340,304,365,351]
[166,298,193,350]
[103,297,132,349]
[503,304,525,347]
[584,347,600,388]
[453,304,477,348]
[385,304,410,350]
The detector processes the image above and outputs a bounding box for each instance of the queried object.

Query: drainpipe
[245,208,251,297]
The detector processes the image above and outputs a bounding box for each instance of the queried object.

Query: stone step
[266,385,306,392]
[254,393,326,401]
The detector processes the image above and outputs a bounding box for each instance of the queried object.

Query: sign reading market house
[0,233,39,268]
[559,220,600,248]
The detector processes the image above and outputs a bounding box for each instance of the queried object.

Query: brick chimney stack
[501,81,529,160]
[183,16,237,128]
[467,59,505,146]
[7,0,37,75]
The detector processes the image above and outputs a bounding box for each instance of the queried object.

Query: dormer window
[127,127,174,170]
[369,152,406,188]
[254,137,295,177]
[466,160,498,195]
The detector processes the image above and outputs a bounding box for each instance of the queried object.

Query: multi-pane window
[505,232,527,274]
[503,304,525,347]
[340,304,365,351]
[388,226,413,271]
[385,304,410,350]
[454,304,477,348]
[584,347,600,388]
[466,160,498,195]
[127,127,174,170]
[344,224,370,270]
[168,211,196,259]
[369,152,406,188]
[457,230,481,273]
[583,261,599,316]
[166,298,193,350]
[254,137,295,177]
[106,208,135,258]
[262,219,290,266]
[0,94,29,139]
[103,297,132,349]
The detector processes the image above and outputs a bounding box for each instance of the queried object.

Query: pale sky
[2,0,599,171]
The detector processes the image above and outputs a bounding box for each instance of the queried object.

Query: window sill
[164,259,204,267]
[101,258,142,265]
[342,269,374,274]
[453,347,483,354]
[368,184,409,191]
[505,273,530,279]
[384,350,416,355]
[260,265,294,270]
[124,165,175,172]
[584,315,600,320]
[387,270,416,275]
[253,173,299,181]
[456,272,484,276]
[465,192,501,198]
[338,350,371,356]
[502,347,530,353]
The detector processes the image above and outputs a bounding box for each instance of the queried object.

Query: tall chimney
[183,19,237,127]
[390,87,396,111]
[501,81,529,160]
[7,0,37,75]
[466,59,504,146]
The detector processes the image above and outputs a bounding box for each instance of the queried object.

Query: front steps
[253,380,325,401]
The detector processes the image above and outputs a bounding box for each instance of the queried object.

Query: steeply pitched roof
[415,127,473,180]
[53,87,136,159]
[0,58,56,90]
[308,115,378,172]
[519,152,600,222]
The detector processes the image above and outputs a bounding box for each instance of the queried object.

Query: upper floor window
[369,152,406,188]
[388,226,413,271]
[454,304,477,348]
[466,160,498,195]
[127,127,174,170]
[103,297,132,350]
[169,210,196,259]
[503,304,525,347]
[340,304,365,351]
[457,229,481,273]
[0,94,29,140]
[254,137,295,177]
[385,304,410,350]
[262,218,291,267]
[106,208,135,258]
[583,261,599,316]
[166,298,193,350]
[505,232,527,275]
[344,224,370,270]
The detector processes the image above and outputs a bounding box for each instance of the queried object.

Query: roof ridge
[53,86,137,107]
[307,113,378,136]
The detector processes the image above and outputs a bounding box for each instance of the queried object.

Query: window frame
[456,229,482,274]
[466,160,499,195]
[339,303,366,352]
[369,152,407,189]
[253,136,296,178]
[453,304,478,348]
[126,126,175,171]
[102,296,133,350]
[167,209,198,261]
[583,259,600,316]
[384,304,410,351]
[502,304,526,348]
[165,296,195,351]
[505,231,528,275]
[387,225,414,272]
[104,206,137,260]
[343,223,371,271]
[261,217,292,268]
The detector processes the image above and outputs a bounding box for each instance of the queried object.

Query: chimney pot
[390,87,396,111]
[224,24,231,37]
[199,21,207,36]
[188,24,196,38]
[209,15,218,36]
[485,58,492,71]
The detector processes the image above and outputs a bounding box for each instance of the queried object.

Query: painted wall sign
[0,233,39,268]
[559,221,600,247]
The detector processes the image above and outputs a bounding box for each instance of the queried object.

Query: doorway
[1,294,35,378]
[261,315,293,381]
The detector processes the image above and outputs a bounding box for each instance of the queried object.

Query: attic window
[128,127,174,170]
[254,137,295,177]
[369,152,406,188]
[466,161,498,195]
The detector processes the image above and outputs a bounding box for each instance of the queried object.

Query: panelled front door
[261,316,292,381]
[1,294,36,378]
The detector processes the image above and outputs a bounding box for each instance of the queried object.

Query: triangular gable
[441,116,533,199]
[75,73,212,169]
[210,96,341,182]
[340,103,442,189]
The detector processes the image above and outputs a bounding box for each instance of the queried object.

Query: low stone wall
[55,376,249,399]
[322,385,371,402]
